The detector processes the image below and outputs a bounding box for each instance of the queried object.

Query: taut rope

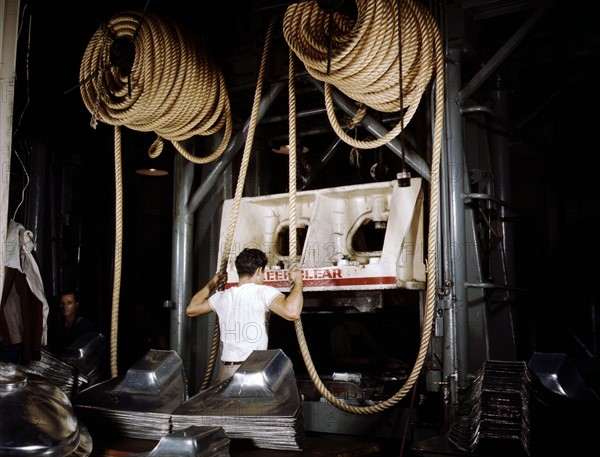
[199,20,277,390]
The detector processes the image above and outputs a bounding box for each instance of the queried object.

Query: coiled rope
[79,10,233,377]
[80,10,232,162]
[285,0,445,414]
[283,0,437,149]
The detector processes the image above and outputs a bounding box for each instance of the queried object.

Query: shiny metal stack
[22,332,106,397]
[0,363,93,457]
[74,349,188,440]
[447,360,531,455]
[171,349,305,451]
[128,426,231,457]
[58,332,107,385]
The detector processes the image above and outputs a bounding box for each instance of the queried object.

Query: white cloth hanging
[2,220,49,345]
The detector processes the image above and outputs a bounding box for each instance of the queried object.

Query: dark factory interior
[1,0,600,456]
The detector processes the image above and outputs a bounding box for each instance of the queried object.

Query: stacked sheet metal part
[74,350,188,440]
[22,349,83,397]
[171,349,305,451]
[528,352,600,403]
[526,352,600,453]
[128,426,230,457]
[58,332,107,386]
[22,332,106,397]
[447,360,531,455]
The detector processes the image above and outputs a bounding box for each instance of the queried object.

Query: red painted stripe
[224,276,397,289]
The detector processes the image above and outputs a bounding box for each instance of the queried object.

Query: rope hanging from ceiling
[199,19,278,390]
[79,10,232,163]
[284,0,446,414]
[283,0,438,149]
[78,10,233,377]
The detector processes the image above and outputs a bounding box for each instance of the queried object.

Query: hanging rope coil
[79,10,234,377]
[283,0,437,149]
[285,0,446,414]
[79,10,232,163]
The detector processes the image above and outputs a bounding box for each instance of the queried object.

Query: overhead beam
[307,77,431,181]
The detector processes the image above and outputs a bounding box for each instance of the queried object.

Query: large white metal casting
[217,178,425,292]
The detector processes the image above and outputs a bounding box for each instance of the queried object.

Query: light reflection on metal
[171,349,305,451]
[74,350,188,440]
[135,167,169,176]
[0,363,89,456]
[128,426,230,457]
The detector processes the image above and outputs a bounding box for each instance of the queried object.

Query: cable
[283,0,437,149]
[11,145,30,222]
[288,48,299,272]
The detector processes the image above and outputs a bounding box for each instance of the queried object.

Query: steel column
[170,152,195,374]
[173,82,285,388]
[445,47,470,388]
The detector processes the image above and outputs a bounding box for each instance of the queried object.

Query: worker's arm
[186,272,226,317]
[269,269,304,321]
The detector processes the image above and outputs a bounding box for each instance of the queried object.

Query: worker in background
[51,290,97,355]
[186,248,304,384]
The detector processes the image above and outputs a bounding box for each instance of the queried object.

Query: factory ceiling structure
[10,1,594,296]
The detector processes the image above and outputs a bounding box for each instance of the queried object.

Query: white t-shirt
[209,283,283,362]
